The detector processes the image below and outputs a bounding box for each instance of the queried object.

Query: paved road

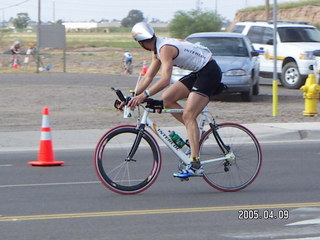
[1,140,320,240]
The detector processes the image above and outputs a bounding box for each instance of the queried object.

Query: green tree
[55,19,63,25]
[169,9,224,38]
[11,13,30,29]
[121,10,144,27]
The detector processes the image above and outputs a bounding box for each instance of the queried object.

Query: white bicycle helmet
[131,22,155,42]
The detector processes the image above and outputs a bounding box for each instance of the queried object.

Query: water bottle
[169,131,185,148]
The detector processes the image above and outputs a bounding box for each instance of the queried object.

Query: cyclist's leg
[172,92,209,178]
[174,61,222,177]
[161,81,190,123]
[128,60,132,73]
[124,61,128,73]
[171,97,207,178]
[183,92,209,159]
[182,61,220,160]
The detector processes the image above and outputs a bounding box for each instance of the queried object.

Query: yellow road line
[1,202,320,222]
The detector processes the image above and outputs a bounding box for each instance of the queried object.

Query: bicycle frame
[133,105,233,166]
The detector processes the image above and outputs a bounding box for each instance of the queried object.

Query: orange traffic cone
[28,107,64,166]
[12,56,19,69]
[141,58,148,75]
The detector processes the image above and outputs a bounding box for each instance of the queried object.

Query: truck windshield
[278,27,320,42]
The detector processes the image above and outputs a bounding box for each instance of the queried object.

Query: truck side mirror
[251,51,259,57]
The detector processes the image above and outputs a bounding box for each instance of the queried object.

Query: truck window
[247,26,274,44]
[278,27,320,42]
[231,25,245,33]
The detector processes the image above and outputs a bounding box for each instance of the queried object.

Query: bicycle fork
[125,125,146,162]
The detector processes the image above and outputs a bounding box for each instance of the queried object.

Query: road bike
[94,88,262,195]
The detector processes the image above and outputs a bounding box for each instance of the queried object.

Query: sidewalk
[1,122,320,152]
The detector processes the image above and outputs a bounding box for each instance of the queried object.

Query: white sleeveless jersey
[155,37,212,72]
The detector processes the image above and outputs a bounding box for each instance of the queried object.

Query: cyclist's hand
[114,99,125,111]
[127,94,147,109]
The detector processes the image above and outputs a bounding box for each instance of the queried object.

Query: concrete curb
[1,122,320,152]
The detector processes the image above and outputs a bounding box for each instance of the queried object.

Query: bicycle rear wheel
[199,123,262,192]
[94,125,162,194]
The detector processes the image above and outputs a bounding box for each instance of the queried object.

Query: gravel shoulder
[0,73,318,132]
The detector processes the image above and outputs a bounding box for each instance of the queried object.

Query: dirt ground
[0,72,319,133]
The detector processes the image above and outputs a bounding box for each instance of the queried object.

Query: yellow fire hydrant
[300,74,320,116]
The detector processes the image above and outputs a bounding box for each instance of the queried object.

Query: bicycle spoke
[94,126,161,194]
[200,123,262,192]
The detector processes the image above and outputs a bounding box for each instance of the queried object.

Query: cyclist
[123,50,133,74]
[10,41,21,68]
[127,22,222,178]
[10,41,21,55]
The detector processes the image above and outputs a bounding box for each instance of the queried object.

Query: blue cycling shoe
[173,162,204,178]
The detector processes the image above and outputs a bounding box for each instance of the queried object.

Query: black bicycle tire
[94,125,162,195]
[199,123,262,192]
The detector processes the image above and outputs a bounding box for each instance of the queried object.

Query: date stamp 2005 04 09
[238,209,289,220]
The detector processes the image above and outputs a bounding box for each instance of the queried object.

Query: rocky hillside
[228,4,320,30]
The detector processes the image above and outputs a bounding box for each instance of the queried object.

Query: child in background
[23,43,36,69]
[123,51,133,74]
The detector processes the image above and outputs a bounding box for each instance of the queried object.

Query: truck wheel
[281,62,306,89]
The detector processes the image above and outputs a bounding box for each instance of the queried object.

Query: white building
[62,21,121,31]
[62,21,168,31]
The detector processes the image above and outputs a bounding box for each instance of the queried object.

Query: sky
[0,0,301,23]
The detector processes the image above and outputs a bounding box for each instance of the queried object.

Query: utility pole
[52,1,55,23]
[265,0,270,20]
[196,0,201,10]
[1,9,4,31]
[272,0,278,117]
[36,0,41,73]
[215,0,218,14]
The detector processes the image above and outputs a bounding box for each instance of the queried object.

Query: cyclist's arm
[127,54,160,108]
[127,45,177,108]
[148,45,176,94]
[134,53,161,95]
[136,45,176,96]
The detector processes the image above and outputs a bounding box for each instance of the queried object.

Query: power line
[0,0,32,10]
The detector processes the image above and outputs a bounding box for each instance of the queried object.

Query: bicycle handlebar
[111,87,126,102]
[111,87,164,111]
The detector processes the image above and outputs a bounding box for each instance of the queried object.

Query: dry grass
[0,31,154,74]
[239,0,320,12]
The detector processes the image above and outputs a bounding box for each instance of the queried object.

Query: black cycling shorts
[179,59,222,98]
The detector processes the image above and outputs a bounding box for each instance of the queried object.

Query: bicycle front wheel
[199,123,262,192]
[94,125,162,195]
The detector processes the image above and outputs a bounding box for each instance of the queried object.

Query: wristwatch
[144,89,150,97]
